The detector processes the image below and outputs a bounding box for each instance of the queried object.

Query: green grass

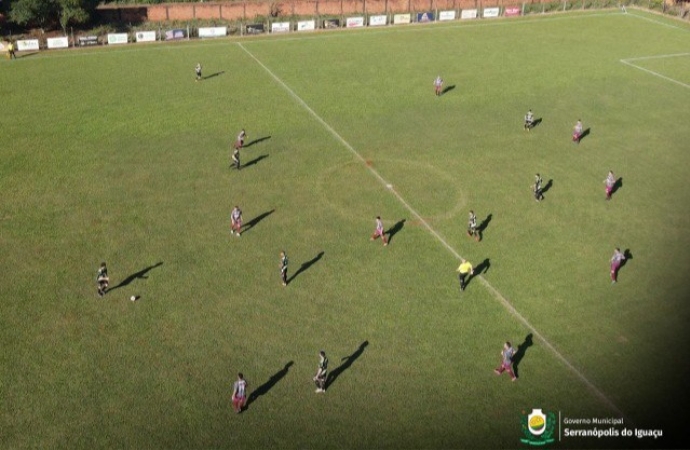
[1,10,690,449]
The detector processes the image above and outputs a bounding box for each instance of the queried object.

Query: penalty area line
[619,59,690,89]
[237,41,628,421]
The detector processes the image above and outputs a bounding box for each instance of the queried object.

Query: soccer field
[1,9,689,449]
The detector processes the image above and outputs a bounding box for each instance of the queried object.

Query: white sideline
[625,9,690,31]
[237,41,627,420]
[620,55,690,89]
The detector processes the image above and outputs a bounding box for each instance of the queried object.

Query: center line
[237,41,628,421]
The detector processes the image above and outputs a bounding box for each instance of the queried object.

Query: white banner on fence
[461,9,478,19]
[47,37,69,49]
[369,15,387,26]
[346,17,365,28]
[17,39,40,51]
[482,7,500,17]
[271,22,290,33]
[297,20,316,31]
[438,10,456,21]
[135,31,156,42]
[107,33,128,45]
[199,27,227,38]
[393,13,411,24]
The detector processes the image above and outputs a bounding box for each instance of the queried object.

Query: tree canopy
[9,0,92,33]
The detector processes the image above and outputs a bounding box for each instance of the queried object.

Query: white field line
[619,58,690,89]
[622,52,690,62]
[625,9,690,31]
[237,41,628,420]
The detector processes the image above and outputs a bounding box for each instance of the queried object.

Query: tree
[57,0,89,34]
[9,0,89,33]
[9,0,57,31]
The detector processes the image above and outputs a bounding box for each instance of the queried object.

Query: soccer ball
[130,295,137,302]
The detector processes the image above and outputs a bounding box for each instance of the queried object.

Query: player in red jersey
[572,119,583,143]
[235,129,246,150]
[604,170,615,200]
[230,206,243,236]
[434,75,444,96]
[370,216,388,246]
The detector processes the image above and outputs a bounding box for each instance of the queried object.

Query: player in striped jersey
[533,174,544,202]
[231,147,240,170]
[604,170,615,200]
[610,247,626,284]
[572,119,583,143]
[230,206,242,236]
[96,262,109,297]
[313,351,328,393]
[524,109,534,131]
[279,251,288,286]
[232,372,248,413]
[467,210,479,241]
[195,63,202,81]
[370,216,388,246]
[434,75,444,96]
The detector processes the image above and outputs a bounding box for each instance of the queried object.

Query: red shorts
[232,396,246,409]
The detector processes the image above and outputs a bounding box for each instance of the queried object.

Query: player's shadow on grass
[465,259,490,290]
[475,258,490,276]
[441,85,456,95]
[612,177,623,196]
[203,71,225,80]
[620,249,633,275]
[245,361,293,410]
[531,118,543,129]
[541,179,553,196]
[16,52,39,59]
[287,251,324,284]
[477,214,492,240]
[108,262,163,292]
[385,219,406,245]
[579,128,591,142]
[243,154,269,169]
[245,136,271,148]
[243,209,275,235]
[327,341,369,390]
[512,333,533,379]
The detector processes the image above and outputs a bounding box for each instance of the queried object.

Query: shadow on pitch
[108,262,163,292]
[475,258,490,276]
[512,333,533,379]
[464,258,490,291]
[477,213,493,240]
[203,71,225,80]
[242,154,269,169]
[579,128,591,142]
[611,177,623,196]
[385,219,406,245]
[245,136,271,148]
[541,179,553,195]
[441,85,456,95]
[620,249,633,272]
[243,209,274,235]
[531,118,543,129]
[287,251,324,284]
[327,341,369,390]
[245,361,294,410]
